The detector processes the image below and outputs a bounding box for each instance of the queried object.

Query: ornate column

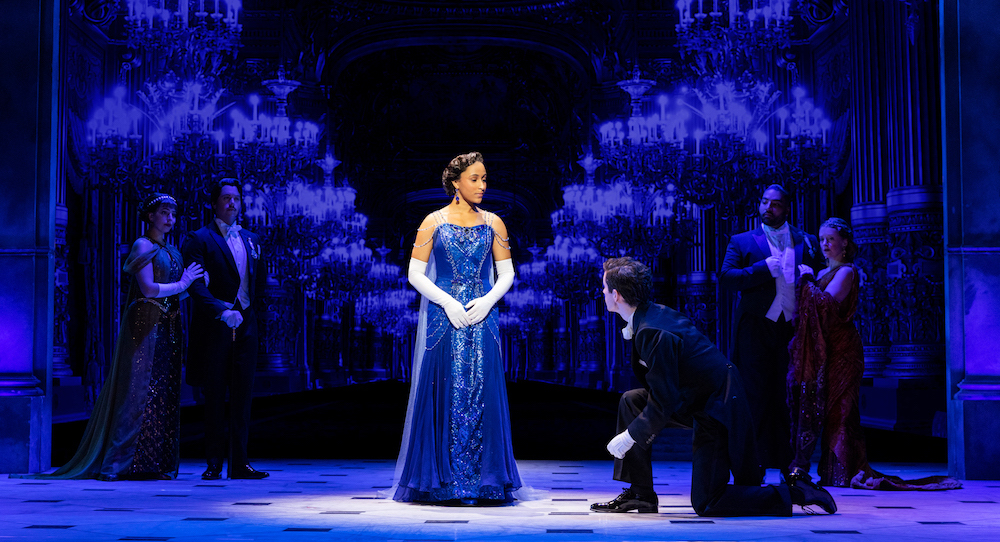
[846,0,945,435]
[0,0,59,472]
[851,203,890,377]
[257,274,296,376]
[52,203,73,379]
[311,300,342,387]
[942,0,1000,480]
[577,307,604,389]
[882,186,944,378]
[676,205,717,341]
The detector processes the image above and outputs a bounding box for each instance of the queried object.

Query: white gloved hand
[408,258,471,329]
[464,258,515,325]
[154,262,204,298]
[220,309,244,329]
[798,264,815,280]
[765,256,781,278]
[607,430,636,459]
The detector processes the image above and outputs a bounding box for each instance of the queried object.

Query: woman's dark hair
[820,217,858,262]
[603,257,652,307]
[210,177,243,206]
[138,192,177,224]
[441,152,485,196]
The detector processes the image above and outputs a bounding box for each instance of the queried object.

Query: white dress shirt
[762,222,796,322]
[216,218,251,310]
[622,310,648,367]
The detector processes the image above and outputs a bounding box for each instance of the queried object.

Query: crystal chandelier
[542,234,604,302]
[674,0,794,56]
[86,86,144,190]
[124,0,242,57]
[594,65,831,221]
[355,289,419,337]
[502,280,558,337]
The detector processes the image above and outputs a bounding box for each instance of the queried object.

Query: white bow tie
[223,223,243,239]
[622,324,634,341]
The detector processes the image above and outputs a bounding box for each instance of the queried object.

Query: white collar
[215,218,241,238]
[621,306,637,340]
[762,221,789,234]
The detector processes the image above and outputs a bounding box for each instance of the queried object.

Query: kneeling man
[592,257,835,516]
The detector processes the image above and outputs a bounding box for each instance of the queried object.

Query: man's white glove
[464,258,515,325]
[607,430,636,459]
[798,264,815,280]
[219,309,244,329]
[408,258,471,329]
[765,256,782,278]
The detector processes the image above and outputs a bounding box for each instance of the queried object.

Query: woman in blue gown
[14,193,204,480]
[393,152,521,503]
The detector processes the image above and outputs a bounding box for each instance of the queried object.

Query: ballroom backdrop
[4,0,996,479]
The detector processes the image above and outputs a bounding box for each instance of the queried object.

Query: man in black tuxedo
[719,185,824,478]
[591,257,835,516]
[182,178,268,480]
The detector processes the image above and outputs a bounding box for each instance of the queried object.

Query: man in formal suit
[182,178,269,480]
[591,257,835,516]
[719,184,824,478]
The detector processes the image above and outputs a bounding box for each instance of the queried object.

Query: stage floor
[3,460,995,541]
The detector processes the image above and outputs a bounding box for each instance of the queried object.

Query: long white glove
[408,258,471,329]
[154,262,204,298]
[464,258,515,325]
[607,430,636,459]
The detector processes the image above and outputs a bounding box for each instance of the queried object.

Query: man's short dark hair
[603,257,652,307]
[762,184,790,203]
[211,177,243,206]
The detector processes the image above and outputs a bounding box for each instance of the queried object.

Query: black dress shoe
[202,464,223,481]
[785,471,837,514]
[591,487,658,513]
[229,465,269,480]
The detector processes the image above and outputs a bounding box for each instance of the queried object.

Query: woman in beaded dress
[20,193,204,481]
[786,218,959,491]
[393,152,522,504]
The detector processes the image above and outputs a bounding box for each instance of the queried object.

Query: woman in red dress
[786,218,959,490]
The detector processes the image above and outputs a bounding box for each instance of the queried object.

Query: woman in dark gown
[18,193,204,480]
[787,218,959,491]
[393,152,522,504]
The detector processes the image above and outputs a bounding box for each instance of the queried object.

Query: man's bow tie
[622,324,634,341]
[223,223,243,239]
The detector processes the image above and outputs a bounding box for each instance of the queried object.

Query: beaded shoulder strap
[413,210,446,248]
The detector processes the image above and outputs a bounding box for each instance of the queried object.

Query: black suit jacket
[719,224,824,320]
[626,303,755,469]
[182,221,265,385]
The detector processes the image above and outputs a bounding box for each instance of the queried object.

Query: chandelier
[542,234,604,302]
[86,86,144,190]
[593,66,831,222]
[355,289,418,337]
[502,279,559,338]
[244,154,372,302]
[124,0,242,57]
[675,0,794,57]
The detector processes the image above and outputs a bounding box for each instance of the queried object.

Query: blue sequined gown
[394,218,522,502]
